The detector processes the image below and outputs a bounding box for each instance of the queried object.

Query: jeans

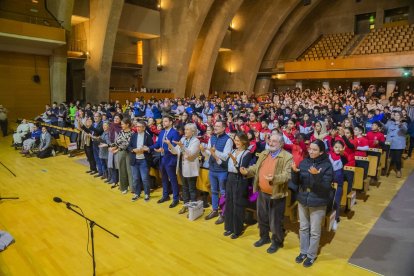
[92,143,103,175]
[132,159,151,196]
[208,170,228,211]
[298,203,326,260]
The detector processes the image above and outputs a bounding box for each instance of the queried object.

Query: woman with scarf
[109,117,134,194]
[107,114,123,188]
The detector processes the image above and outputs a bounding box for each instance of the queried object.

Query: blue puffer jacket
[291,153,334,207]
[385,120,407,150]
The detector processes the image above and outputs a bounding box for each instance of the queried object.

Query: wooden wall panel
[109,91,174,103]
[0,51,51,120]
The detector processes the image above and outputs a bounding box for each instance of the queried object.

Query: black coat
[291,153,333,207]
[127,131,154,166]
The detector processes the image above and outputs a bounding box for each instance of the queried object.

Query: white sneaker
[52,149,56,157]
[332,220,339,232]
[121,190,128,195]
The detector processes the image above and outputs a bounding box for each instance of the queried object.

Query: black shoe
[267,242,281,254]
[231,232,243,239]
[215,215,224,225]
[253,238,271,247]
[169,200,179,208]
[90,171,98,175]
[223,230,232,237]
[303,257,316,268]
[86,170,92,173]
[205,210,219,220]
[295,253,307,264]
[157,196,170,204]
[94,174,103,178]
[110,183,119,189]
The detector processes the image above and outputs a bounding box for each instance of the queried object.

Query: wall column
[84,0,123,104]
[253,76,271,95]
[386,80,396,98]
[49,46,68,104]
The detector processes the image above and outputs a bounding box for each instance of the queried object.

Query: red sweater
[366,131,385,148]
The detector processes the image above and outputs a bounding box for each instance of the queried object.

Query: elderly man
[240,133,292,254]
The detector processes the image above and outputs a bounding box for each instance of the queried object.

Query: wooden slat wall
[109,91,174,103]
[284,53,414,79]
[0,51,51,120]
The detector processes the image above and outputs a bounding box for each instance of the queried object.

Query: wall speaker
[32,74,40,83]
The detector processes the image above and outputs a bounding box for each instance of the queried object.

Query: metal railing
[0,9,62,28]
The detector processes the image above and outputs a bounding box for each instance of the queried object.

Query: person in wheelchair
[12,119,30,147]
[20,124,42,156]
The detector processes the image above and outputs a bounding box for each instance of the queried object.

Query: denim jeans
[208,170,228,211]
[131,159,151,196]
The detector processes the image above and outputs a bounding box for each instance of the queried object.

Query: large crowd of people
[8,84,414,267]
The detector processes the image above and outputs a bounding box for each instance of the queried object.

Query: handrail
[0,8,63,28]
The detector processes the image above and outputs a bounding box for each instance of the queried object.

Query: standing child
[328,141,348,231]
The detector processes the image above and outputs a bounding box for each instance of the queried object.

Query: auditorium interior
[0,0,414,275]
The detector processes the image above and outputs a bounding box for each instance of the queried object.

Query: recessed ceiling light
[32,0,39,3]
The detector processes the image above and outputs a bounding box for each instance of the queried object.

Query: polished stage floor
[0,135,412,275]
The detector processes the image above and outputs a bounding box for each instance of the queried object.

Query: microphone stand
[0,197,19,200]
[64,203,119,276]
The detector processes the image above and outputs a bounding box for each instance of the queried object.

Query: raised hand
[292,162,300,172]
[175,140,183,147]
[239,167,248,175]
[155,148,164,153]
[308,166,321,175]
[264,174,273,181]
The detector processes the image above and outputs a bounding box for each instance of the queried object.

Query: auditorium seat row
[298,32,354,61]
[354,24,414,55]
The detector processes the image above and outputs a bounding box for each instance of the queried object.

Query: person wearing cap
[0,104,8,136]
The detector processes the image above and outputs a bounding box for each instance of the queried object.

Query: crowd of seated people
[12,84,414,267]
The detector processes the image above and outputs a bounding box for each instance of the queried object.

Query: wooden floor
[0,135,412,276]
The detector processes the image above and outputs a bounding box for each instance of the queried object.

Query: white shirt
[135,132,145,159]
[228,150,248,173]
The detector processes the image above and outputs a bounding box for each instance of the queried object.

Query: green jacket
[246,149,292,199]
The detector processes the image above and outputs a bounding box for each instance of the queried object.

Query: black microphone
[53,197,79,208]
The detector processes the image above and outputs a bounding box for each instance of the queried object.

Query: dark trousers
[408,137,414,157]
[160,158,179,201]
[224,173,249,235]
[257,191,286,245]
[0,119,7,136]
[344,169,354,194]
[390,149,403,171]
[37,147,52,159]
[84,145,97,172]
[92,143,103,175]
[181,176,197,203]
